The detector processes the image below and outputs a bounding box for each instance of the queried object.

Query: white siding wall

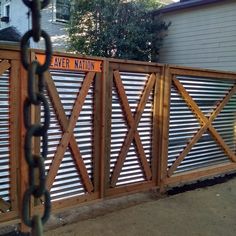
[0,0,28,33]
[0,0,68,51]
[159,0,236,72]
[39,0,68,51]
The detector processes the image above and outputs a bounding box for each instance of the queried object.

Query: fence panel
[105,61,163,196]
[33,52,103,212]
[0,49,20,225]
[162,66,236,186]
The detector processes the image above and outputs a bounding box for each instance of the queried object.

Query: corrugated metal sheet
[43,70,94,201]
[0,64,10,201]
[213,92,236,152]
[110,72,153,186]
[168,76,235,174]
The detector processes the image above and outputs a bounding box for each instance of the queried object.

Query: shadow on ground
[2,173,236,236]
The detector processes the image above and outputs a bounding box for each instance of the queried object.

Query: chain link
[21,30,52,72]
[23,0,50,9]
[20,0,52,235]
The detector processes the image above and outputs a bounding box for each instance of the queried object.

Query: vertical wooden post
[151,72,160,187]
[159,65,172,192]
[101,60,113,197]
[93,71,102,193]
[9,59,20,212]
[95,59,110,198]
[18,64,30,233]
[155,67,165,187]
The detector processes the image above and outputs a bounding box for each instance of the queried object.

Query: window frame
[53,0,70,24]
[4,3,10,18]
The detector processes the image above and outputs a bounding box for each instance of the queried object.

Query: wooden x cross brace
[110,70,156,187]
[45,71,95,193]
[168,77,236,177]
[0,60,10,75]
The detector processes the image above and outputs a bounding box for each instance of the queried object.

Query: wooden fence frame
[31,50,103,215]
[103,59,164,197]
[161,66,236,187]
[0,48,22,227]
[0,46,236,230]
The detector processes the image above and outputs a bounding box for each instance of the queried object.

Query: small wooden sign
[36,54,102,72]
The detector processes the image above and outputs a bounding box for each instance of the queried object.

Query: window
[4,4,10,18]
[0,2,10,24]
[56,0,70,22]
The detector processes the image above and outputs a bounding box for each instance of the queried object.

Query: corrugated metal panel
[110,72,153,186]
[168,76,235,174]
[213,93,236,152]
[0,64,10,201]
[42,70,93,201]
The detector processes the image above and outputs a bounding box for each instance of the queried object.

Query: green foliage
[68,0,170,62]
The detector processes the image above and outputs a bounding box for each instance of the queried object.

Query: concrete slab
[45,177,236,236]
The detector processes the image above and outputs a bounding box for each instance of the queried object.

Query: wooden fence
[0,46,236,230]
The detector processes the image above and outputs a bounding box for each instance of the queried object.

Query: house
[0,0,70,51]
[0,0,175,52]
[156,0,236,72]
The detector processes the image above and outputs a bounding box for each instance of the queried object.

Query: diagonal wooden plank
[111,71,139,186]
[134,73,157,125]
[208,84,236,122]
[208,84,236,162]
[111,71,155,186]
[175,79,236,160]
[114,72,156,181]
[133,73,156,180]
[173,78,208,124]
[45,71,94,193]
[45,72,68,131]
[0,198,10,213]
[46,71,95,191]
[167,126,208,177]
[168,79,236,176]
[168,77,208,176]
[0,60,11,76]
[209,126,236,162]
[173,79,236,124]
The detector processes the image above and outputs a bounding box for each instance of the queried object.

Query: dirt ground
[43,176,236,236]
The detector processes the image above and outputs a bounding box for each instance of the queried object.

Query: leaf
[67,0,170,62]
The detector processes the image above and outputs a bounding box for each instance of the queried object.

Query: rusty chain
[20,0,52,235]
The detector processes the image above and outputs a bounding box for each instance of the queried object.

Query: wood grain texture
[110,71,155,187]
[9,60,20,212]
[45,71,94,192]
[168,78,236,176]
[0,60,10,75]
[159,66,172,189]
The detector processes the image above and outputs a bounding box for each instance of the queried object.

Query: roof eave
[155,0,224,14]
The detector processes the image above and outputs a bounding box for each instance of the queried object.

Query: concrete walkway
[45,178,236,236]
